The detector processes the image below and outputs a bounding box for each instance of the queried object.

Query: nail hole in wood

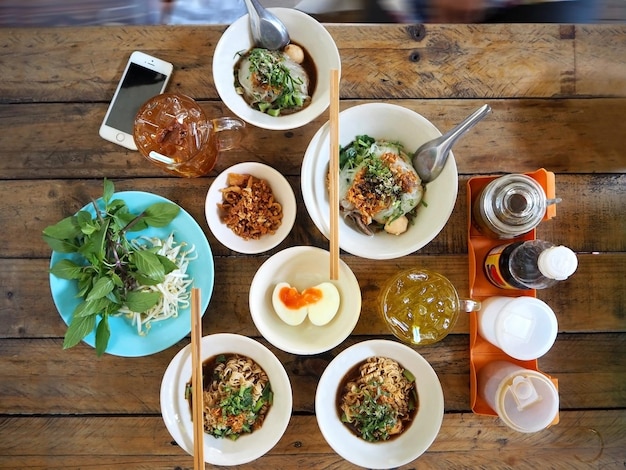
[407,24,426,41]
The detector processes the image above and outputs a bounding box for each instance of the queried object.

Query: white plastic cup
[477,296,557,360]
[478,361,559,433]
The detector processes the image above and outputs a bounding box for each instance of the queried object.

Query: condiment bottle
[484,240,578,290]
[473,174,560,239]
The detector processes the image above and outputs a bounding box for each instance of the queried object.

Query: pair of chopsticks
[190,288,204,470]
[329,68,340,281]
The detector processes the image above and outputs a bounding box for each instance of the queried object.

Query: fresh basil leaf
[95,314,110,357]
[156,254,179,274]
[86,277,115,301]
[103,179,114,205]
[63,314,96,350]
[143,202,180,227]
[132,272,164,286]
[78,219,109,263]
[43,235,78,253]
[42,215,82,240]
[77,210,99,236]
[132,250,165,282]
[125,290,161,313]
[74,297,112,318]
[50,259,83,280]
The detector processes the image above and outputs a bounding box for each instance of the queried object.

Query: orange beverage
[134,93,245,177]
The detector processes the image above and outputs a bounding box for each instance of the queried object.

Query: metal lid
[479,174,547,237]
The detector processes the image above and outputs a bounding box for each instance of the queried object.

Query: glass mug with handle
[379,268,481,345]
[133,93,245,177]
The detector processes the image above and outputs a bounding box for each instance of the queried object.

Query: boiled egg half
[271,282,340,326]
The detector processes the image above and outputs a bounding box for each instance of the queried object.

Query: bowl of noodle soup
[160,333,292,466]
[213,7,340,130]
[315,340,444,468]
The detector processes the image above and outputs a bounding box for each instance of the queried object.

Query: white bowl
[315,340,444,468]
[249,246,361,355]
[301,103,458,260]
[205,162,296,254]
[160,333,292,466]
[212,8,341,130]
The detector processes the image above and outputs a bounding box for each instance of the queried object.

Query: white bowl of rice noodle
[160,333,292,466]
[213,8,340,130]
[301,102,458,260]
[315,339,444,468]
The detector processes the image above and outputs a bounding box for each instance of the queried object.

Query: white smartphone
[99,51,173,150]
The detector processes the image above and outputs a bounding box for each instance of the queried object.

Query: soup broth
[336,356,418,442]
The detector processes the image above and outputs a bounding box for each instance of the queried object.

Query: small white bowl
[205,162,296,254]
[301,103,459,260]
[212,8,341,130]
[249,246,361,355]
[316,340,444,468]
[160,333,292,466]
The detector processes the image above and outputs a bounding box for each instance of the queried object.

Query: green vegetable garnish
[344,381,399,442]
[236,48,309,116]
[43,179,180,356]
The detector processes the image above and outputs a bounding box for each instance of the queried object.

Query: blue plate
[49,191,214,357]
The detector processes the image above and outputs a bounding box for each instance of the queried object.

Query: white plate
[212,8,341,130]
[315,340,444,468]
[301,103,459,260]
[249,246,361,355]
[160,333,292,466]
[205,162,296,254]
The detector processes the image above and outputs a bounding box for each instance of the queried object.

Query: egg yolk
[278,285,323,310]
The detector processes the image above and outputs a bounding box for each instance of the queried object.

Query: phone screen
[105,63,169,134]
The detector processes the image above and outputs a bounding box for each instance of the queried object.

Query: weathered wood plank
[0,175,623,260]
[0,334,623,415]
[0,411,624,469]
[1,98,625,178]
[1,25,625,103]
[1,253,624,340]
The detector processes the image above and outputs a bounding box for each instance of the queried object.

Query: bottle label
[485,245,517,289]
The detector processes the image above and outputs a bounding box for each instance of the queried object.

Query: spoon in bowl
[244,0,290,50]
[412,104,492,183]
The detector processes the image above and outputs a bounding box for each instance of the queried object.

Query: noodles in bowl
[187,354,272,440]
[338,356,418,442]
[160,333,292,466]
[316,340,444,468]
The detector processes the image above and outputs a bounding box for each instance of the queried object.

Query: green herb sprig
[42,179,180,356]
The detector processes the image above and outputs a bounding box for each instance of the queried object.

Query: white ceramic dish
[301,102,459,260]
[249,246,361,355]
[212,7,341,130]
[160,333,292,466]
[315,339,444,468]
[205,162,296,254]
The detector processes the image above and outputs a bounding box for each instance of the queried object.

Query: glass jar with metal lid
[473,174,559,239]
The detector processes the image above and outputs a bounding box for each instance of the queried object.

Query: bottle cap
[537,246,578,281]
[495,297,558,360]
[498,370,559,433]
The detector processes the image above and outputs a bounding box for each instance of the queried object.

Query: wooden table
[1,23,625,469]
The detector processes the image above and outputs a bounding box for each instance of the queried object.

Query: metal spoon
[243,0,290,50]
[412,104,492,183]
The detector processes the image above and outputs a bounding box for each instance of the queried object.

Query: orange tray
[467,168,559,421]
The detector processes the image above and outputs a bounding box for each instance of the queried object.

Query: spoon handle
[244,0,262,39]
[439,104,492,154]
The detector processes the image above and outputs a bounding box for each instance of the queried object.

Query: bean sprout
[117,232,196,335]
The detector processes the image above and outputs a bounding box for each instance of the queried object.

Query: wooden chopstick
[329,68,340,281]
[190,287,204,469]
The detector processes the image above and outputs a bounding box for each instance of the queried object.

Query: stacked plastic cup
[476,296,559,432]
[478,361,559,433]
[477,296,558,360]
